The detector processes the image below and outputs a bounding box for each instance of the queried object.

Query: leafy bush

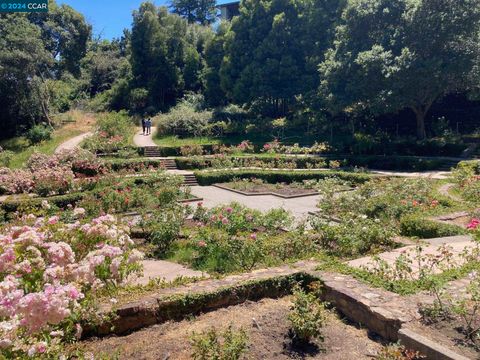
[310,215,395,257]
[190,324,248,360]
[83,111,134,153]
[453,160,480,202]
[0,149,13,167]
[174,203,310,274]
[156,101,213,138]
[400,216,467,238]
[26,124,52,144]
[288,285,327,344]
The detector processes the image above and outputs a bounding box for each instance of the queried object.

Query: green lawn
[1,128,85,168]
[153,135,222,147]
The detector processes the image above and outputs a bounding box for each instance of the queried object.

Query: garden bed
[214,182,319,199]
[80,297,385,360]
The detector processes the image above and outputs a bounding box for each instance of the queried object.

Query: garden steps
[347,235,476,277]
[144,146,161,157]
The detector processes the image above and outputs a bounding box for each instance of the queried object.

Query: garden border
[212,184,319,199]
[87,262,470,359]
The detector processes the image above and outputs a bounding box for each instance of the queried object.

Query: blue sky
[58,0,229,40]
[58,0,168,39]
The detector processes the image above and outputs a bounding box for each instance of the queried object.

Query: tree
[0,14,52,137]
[29,0,91,77]
[220,0,342,117]
[203,21,230,106]
[130,2,212,111]
[319,0,480,140]
[170,0,217,25]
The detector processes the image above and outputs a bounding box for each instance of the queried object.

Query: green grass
[154,135,222,147]
[1,128,84,168]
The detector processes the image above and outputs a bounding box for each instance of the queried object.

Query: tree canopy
[319,0,480,139]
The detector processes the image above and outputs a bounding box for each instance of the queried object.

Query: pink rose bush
[0,150,105,196]
[0,213,143,357]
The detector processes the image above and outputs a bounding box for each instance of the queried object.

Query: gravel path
[55,132,93,153]
[130,260,207,285]
[133,128,156,147]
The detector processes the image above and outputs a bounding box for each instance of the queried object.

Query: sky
[58,0,168,40]
[58,0,229,40]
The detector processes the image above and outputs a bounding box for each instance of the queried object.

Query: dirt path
[437,183,462,201]
[80,297,384,359]
[55,132,93,153]
[133,127,156,147]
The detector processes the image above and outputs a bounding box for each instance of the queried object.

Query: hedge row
[105,158,165,172]
[194,169,372,186]
[1,193,85,214]
[399,215,468,238]
[176,155,454,171]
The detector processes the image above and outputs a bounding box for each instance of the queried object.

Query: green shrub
[26,124,52,144]
[0,149,14,167]
[310,216,396,257]
[156,101,213,138]
[194,170,371,186]
[400,215,467,238]
[288,286,326,344]
[190,324,248,360]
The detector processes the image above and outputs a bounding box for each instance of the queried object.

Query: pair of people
[142,117,152,135]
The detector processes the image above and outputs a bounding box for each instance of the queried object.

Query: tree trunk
[415,111,426,140]
[411,104,432,141]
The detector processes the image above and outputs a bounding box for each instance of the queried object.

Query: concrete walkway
[190,185,320,222]
[55,132,92,153]
[131,260,207,285]
[348,235,476,277]
[133,128,156,147]
[370,170,451,179]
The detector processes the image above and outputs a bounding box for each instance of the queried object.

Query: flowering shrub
[0,213,143,357]
[174,203,305,273]
[32,166,75,197]
[56,149,106,177]
[236,140,254,153]
[261,140,329,155]
[0,168,34,195]
[180,144,204,156]
[83,111,134,153]
[453,161,480,203]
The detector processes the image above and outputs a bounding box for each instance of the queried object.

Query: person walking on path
[141,117,146,135]
[146,118,152,135]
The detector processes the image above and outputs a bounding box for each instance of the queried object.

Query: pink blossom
[250,233,257,240]
[467,218,480,230]
[48,216,59,225]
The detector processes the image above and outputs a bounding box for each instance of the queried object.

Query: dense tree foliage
[129,3,213,112]
[219,0,343,117]
[0,1,91,138]
[2,0,480,140]
[319,0,480,139]
[170,0,217,24]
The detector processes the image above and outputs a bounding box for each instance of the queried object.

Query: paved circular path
[190,185,320,222]
[131,260,207,285]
